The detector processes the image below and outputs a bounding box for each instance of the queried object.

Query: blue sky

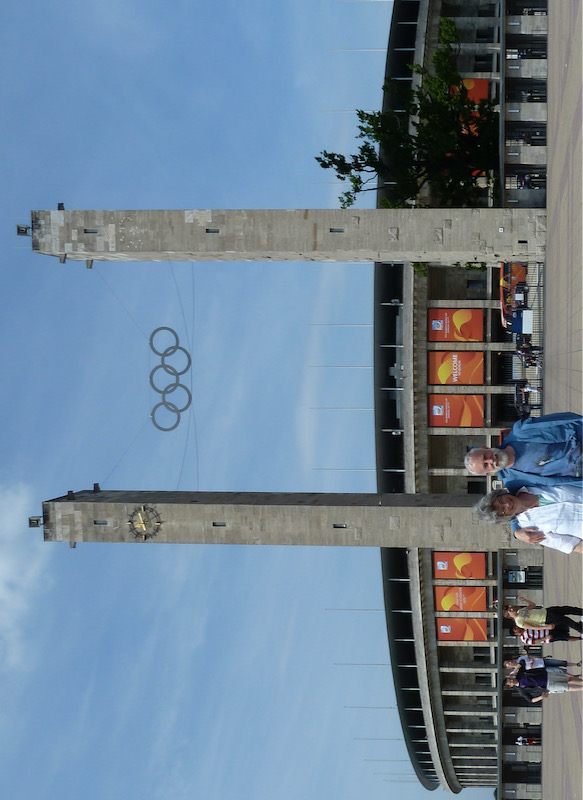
[1,1,494,798]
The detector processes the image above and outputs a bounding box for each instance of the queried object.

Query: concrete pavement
[542,2,582,798]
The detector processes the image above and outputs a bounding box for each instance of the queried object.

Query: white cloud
[0,484,52,672]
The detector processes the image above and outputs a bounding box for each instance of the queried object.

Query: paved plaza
[545,0,582,415]
[542,1,582,798]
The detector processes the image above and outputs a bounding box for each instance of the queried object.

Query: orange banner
[436,618,488,641]
[428,309,484,342]
[435,586,487,612]
[433,552,486,580]
[450,80,491,140]
[462,78,490,103]
[428,352,484,384]
[429,394,484,427]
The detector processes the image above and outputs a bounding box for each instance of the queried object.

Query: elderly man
[474,484,583,553]
[464,412,582,493]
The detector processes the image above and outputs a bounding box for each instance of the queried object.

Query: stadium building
[378,0,547,795]
[26,0,552,797]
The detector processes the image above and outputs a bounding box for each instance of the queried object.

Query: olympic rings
[149,327,192,431]
[150,364,179,394]
[162,345,191,375]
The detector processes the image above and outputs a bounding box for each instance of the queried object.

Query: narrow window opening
[212,521,226,527]
[93,520,108,526]
[329,227,345,233]
[333,523,347,529]
[205,228,220,234]
[84,228,98,234]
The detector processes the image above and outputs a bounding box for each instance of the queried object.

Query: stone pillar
[30,208,546,265]
[41,487,528,550]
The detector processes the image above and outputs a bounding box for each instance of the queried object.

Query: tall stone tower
[26,203,542,797]
[29,208,545,266]
[26,206,542,550]
[39,487,526,551]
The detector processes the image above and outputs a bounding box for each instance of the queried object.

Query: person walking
[504,654,581,674]
[516,735,541,746]
[504,596,583,635]
[504,667,583,702]
[511,625,581,646]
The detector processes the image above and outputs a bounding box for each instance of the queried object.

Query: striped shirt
[519,627,552,646]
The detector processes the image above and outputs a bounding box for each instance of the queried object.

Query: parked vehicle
[500,262,528,328]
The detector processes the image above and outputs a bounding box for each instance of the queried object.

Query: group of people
[502,598,583,702]
[463,412,583,703]
[466,412,582,554]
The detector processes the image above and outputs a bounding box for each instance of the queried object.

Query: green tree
[316,18,499,208]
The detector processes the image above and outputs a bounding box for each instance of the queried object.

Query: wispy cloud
[0,484,52,672]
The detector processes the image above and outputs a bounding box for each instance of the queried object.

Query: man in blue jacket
[464,412,582,494]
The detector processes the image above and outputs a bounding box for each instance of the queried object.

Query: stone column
[30,208,546,265]
[41,488,526,550]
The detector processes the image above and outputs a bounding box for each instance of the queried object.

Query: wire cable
[94,267,150,341]
[100,416,150,487]
[94,262,200,489]
[169,262,200,490]
[189,263,200,489]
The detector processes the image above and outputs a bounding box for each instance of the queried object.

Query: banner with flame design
[462,78,490,102]
[452,79,491,142]
[428,309,484,342]
[428,351,484,384]
[429,394,484,427]
[434,586,487,613]
[436,617,488,641]
[433,552,486,580]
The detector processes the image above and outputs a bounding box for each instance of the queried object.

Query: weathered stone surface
[31,208,547,265]
[42,488,528,550]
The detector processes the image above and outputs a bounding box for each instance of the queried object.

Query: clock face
[127,505,162,540]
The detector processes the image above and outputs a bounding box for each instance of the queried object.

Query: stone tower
[29,208,546,266]
[28,206,540,551]
[40,487,526,551]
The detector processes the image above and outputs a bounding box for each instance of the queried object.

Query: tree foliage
[316,18,499,208]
